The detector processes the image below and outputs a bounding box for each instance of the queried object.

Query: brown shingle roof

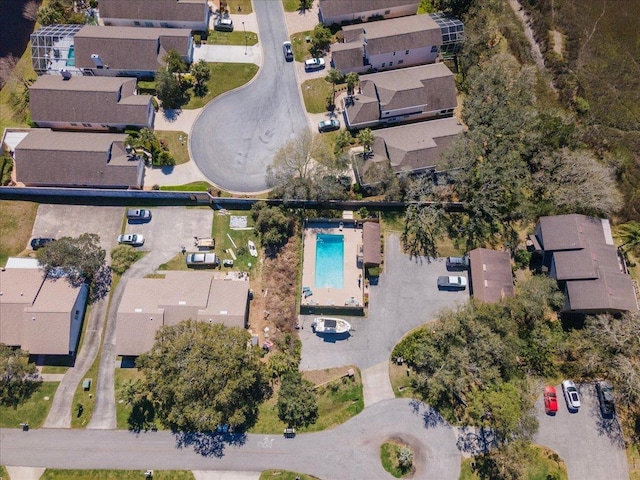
[116,271,249,356]
[30,75,151,127]
[319,0,419,19]
[370,117,465,174]
[14,130,140,188]
[100,0,207,23]
[74,26,191,72]
[469,248,515,304]
[362,221,381,266]
[565,271,639,313]
[345,63,456,126]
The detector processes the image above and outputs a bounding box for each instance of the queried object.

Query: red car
[544,386,558,414]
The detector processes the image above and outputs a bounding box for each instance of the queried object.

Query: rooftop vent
[90,54,103,68]
[60,68,72,80]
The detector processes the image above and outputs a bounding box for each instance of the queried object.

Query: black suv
[446,255,469,271]
[30,237,55,250]
[595,381,615,417]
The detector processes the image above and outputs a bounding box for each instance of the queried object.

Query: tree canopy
[277,371,318,428]
[36,233,110,302]
[251,201,294,254]
[0,344,42,408]
[137,320,269,432]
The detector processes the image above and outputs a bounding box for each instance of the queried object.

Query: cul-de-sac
[1,1,639,479]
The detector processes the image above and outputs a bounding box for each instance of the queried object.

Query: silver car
[562,380,581,410]
[117,234,145,246]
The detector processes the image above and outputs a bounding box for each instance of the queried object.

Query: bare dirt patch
[551,29,564,57]
[303,366,358,386]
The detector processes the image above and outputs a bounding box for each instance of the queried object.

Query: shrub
[110,245,140,274]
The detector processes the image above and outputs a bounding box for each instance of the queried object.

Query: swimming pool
[314,234,344,288]
[66,45,75,67]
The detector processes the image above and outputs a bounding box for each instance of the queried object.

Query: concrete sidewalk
[361,361,395,407]
[5,467,45,480]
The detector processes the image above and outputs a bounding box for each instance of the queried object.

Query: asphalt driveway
[299,234,469,371]
[535,383,629,480]
[190,0,308,193]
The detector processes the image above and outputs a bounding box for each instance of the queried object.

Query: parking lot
[31,204,124,258]
[299,234,469,371]
[536,383,629,480]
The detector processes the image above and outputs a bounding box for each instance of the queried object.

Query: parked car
[186,252,219,268]
[595,381,615,417]
[126,209,152,222]
[214,17,233,31]
[117,234,145,246]
[282,41,293,61]
[561,380,581,410]
[446,255,469,271]
[437,275,467,290]
[543,386,558,414]
[304,57,325,71]
[30,237,56,250]
[318,119,340,133]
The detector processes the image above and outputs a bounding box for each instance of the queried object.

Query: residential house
[100,0,209,31]
[318,0,419,26]
[343,63,457,130]
[331,14,442,74]
[14,130,144,189]
[74,26,193,78]
[533,214,639,314]
[356,117,464,185]
[115,271,250,357]
[0,259,88,356]
[469,249,515,304]
[30,73,155,131]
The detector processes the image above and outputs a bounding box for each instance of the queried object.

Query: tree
[356,128,375,159]
[266,130,314,189]
[22,0,40,21]
[190,59,210,97]
[163,49,188,73]
[325,68,343,102]
[345,72,359,95]
[251,202,294,253]
[299,0,313,13]
[155,67,185,109]
[277,371,318,428]
[36,233,111,302]
[617,221,640,255]
[126,128,175,167]
[137,320,269,432]
[110,245,141,275]
[309,23,332,56]
[0,344,42,408]
[37,5,64,24]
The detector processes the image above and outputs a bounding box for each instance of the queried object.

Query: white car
[118,234,145,246]
[437,275,467,290]
[304,57,325,71]
[562,380,581,410]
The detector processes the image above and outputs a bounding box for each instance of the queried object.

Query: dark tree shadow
[422,406,448,429]
[127,397,156,434]
[456,426,496,455]
[162,109,182,122]
[174,431,248,457]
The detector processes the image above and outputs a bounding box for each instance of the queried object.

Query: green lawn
[159,181,214,192]
[282,0,301,12]
[41,470,194,480]
[71,354,99,428]
[156,131,190,165]
[212,210,259,272]
[205,30,258,46]
[291,31,313,62]
[0,201,39,267]
[114,367,146,430]
[224,0,253,14]
[0,382,59,428]
[260,472,319,480]
[183,63,259,109]
[300,78,333,114]
[380,441,412,478]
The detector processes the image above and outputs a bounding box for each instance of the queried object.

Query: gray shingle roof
[469,248,515,303]
[319,0,419,19]
[99,0,207,23]
[15,130,140,188]
[345,63,456,126]
[30,75,151,127]
[74,25,191,72]
[370,117,465,173]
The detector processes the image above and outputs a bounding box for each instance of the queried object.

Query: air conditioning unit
[90,54,103,68]
[60,68,72,80]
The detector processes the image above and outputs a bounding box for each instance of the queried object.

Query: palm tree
[325,68,343,102]
[345,72,359,96]
[357,128,375,159]
[618,221,640,255]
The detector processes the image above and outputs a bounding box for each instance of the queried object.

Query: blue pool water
[314,234,344,288]
[66,45,75,67]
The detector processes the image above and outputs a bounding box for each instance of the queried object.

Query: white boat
[312,317,351,334]
[248,240,258,257]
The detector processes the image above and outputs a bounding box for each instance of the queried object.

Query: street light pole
[243,21,247,55]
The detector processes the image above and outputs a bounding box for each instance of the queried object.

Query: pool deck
[301,222,365,311]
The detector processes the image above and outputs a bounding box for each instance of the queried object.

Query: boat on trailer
[312,317,351,334]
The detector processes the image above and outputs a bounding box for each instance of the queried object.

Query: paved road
[299,234,469,371]
[88,207,215,429]
[2,399,461,480]
[535,383,629,480]
[190,0,308,193]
